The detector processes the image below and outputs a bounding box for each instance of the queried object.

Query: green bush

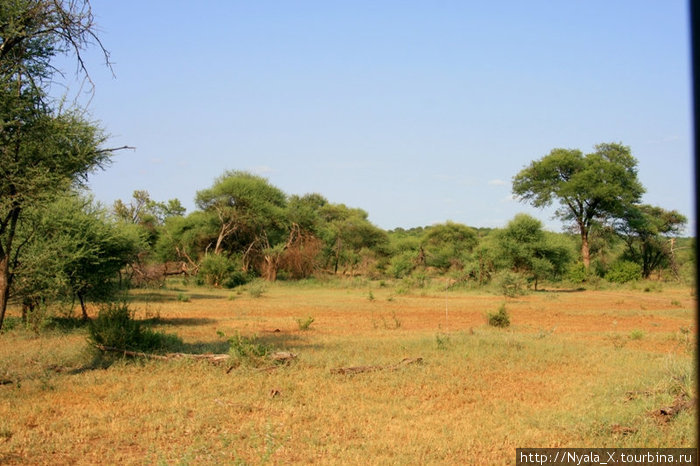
[296,316,315,331]
[605,260,642,284]
[88,302,181,353]
[199,254,246,288]
[228,332,271,367]
[388,251,415,278]
[495,271,525,297]
[566,262,588,284]
[487,303,510,328]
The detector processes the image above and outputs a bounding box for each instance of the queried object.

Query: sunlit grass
[0,281,695,464]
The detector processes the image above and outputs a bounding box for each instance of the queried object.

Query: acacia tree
[614,205,687,278]
[0,0,117,331]
[512,143,644,269]
[13,193,140,320]
[195,171,287,269]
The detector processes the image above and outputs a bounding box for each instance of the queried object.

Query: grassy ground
[0,280,696,464]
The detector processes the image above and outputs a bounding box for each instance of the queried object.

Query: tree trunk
[78,292,88,320]
[580,229,591,269]
[0,255,10,332]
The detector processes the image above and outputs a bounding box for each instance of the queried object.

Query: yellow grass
[0,281,696,464]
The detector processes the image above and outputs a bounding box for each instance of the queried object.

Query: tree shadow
[141,317,218,327]
[534,288,586,293]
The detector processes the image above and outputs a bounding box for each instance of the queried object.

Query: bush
[88,302,182,353]
[487,303,510,328]
[566,262,588,284]
[199,254,245,288]
[388,251,416,278]
[495,271,525,297]
[605,261,642,284]
[296,316,315,331]
[228,332,271,367]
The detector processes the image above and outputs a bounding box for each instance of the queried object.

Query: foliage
[199,254,242,288]
[493,214,571,289]
[513,143,645,268]
[195,171,287,257]
[12,192,140,319]
[494,270,526,298]
[88,302,182,353]
[296,316,315,331]
[614,204,687,279]
[605,260,642,284]
[487,303,510,328]
[0,0,116,331]
[420,221,478,270]
[227,332,271,367]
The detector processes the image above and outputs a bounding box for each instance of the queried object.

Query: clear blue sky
[66,0,692,233]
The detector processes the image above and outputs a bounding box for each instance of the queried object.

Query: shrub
[605,260,642,284]
[248,281,266,298]
[566,262,588,284]
[487,303,510,328]
[495,271,525,297]
[199,254,246,288]
[228,333,271,367]
[296,316,315,331]
[88,302,181,353]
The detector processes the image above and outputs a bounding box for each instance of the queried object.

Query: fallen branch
[94,345,230,363]
[94,345,296,367]
[330,357,423,375]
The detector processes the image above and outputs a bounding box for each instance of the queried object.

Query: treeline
[100,167,694,291]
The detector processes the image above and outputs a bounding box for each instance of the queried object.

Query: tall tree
[614,205,687,278]
[0,0,115,331]
[512,143,644,269]
[195,171,287,259]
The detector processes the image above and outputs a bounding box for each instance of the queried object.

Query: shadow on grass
[127,291,227,303]
[534,288,587,293]
[141,317,218,327]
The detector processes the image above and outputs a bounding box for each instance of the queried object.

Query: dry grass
[0,280,696,464]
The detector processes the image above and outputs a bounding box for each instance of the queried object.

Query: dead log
[330,357,423,375]
[94,345,230,363]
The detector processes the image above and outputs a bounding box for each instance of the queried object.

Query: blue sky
[65,1,692,232]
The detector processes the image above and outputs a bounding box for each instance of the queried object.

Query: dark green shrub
[88,302,181,353]
[605,260,642,284]
[487,303,510,328]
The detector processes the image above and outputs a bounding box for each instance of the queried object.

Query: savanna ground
[0,279,696,465]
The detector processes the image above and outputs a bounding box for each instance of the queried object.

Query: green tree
[420,221,478,270]
[14,193,140,319]
[512,143,644,269]
[318,203,388,275]
[195,171,287,257]
[614,204,687,278]
[0,0,116,330]
[494,214,571,290]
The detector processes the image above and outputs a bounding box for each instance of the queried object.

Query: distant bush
[247,281,267,298]
[200,254,248,288]
[566,262,588,284]
[88,302,182,353]
[495,271,525,297]
[487,303,510,328]
[605,261,642,284]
